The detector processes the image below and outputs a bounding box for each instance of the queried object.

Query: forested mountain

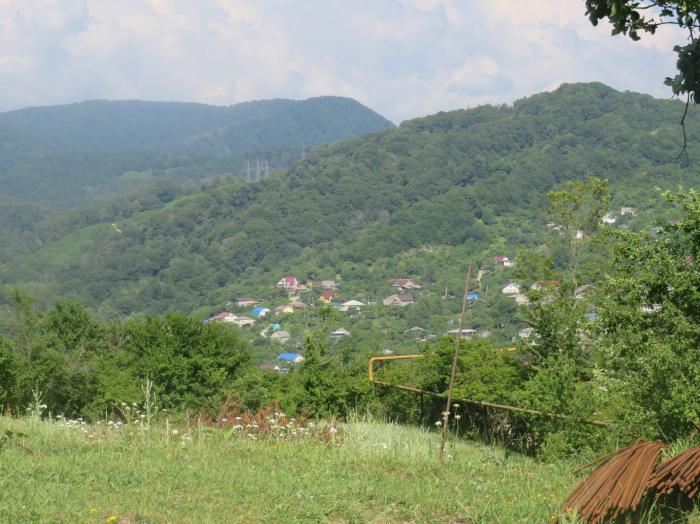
[0,96,392,208]
[2,83,699,322]
[0,96,392,153]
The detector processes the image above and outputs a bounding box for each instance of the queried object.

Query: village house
[388,278,422,290]
[466,292,479,300]
[235,297,260,308]
[530,280,560,291]
[258,364,282,373]
[601,213,617,225]
[232,316,255,328]
[502,282,521,295]
[273,304,295,315]
[446,328,477,337]
[276,276,299,289]
[514,294,530,306]
[574,284,593,300]
[620,207,635,216]
[319,290,340,304]
[277,352,304,364]
[339,299,365,312]
[270,330,291,343]
[495,256,513,267]
[519,327,535,339]
[330,328,350,340]
[251,306,271,317]
[210,311,236,322]
[383,294,415,306]
[321,280,337,290]
[289,301,307,310]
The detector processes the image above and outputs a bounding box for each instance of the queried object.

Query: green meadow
[0,416,578,523]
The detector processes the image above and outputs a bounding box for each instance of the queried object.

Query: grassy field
[0,414,583,523]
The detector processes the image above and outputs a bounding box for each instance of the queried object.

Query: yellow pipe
[367,354,609,428]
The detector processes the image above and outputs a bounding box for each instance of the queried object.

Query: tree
[593,188,700,439]
[585,1,700,102]
[547,176,609,291]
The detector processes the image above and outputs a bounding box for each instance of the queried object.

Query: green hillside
[0,96,393,209]
[0,96,392,153]
[2,83,699,332]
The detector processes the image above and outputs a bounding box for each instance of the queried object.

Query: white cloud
[0,0,685,122]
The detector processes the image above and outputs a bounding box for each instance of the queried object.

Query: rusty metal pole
[439,264,472,461]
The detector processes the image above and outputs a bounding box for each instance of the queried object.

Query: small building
[274,304,294,314]
[519,327,535,339]
[277,352,304,363]
[383,294,414,306]
[235,297,260,308]
[232,316,255,328]
[289,301,307,310]
[388,278,422,290]
[340,299,365,311]
[446,328,477,337]
[330,328,350,340]
[251,306,271,317]
[601,213,617,225]
[211,311,236,322]
[495,256,513,267]
[466,293,479,300]
[574,284,593,300]
[258,364,282,373]
[620,207,635,216]
[319,290,340,304]
[514,294,530,306]
[270,330,291,343]
[321,280,337,290]
[502,283,521,295]
[276,276,299,289]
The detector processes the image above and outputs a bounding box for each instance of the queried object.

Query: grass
[0,414,582,523]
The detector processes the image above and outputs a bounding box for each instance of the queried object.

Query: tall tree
[585,1,700,102]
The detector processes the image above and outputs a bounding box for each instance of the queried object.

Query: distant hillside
[0,96,392,153]
[3,83,700,326]
[0,96,393,208]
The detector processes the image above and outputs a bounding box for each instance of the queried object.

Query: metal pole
[439,264,472,461]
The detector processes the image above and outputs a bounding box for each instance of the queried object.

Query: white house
[270,330,291,343]
[620,207,635,216]
[601,213,617,225]
[232,316,255,328]
[519,327,535,339]
[330,328,350,340]
[383,294,414,306]
[446,328,477,337]
[514,294,530,306]
[339,300,365,312]
[276,276,299,289]
[502,283,521,295]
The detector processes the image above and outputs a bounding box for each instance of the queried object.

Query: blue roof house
[251,306,271,317]
[277,352,304,363]
[467,293,479,300]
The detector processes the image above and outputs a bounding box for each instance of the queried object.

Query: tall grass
[0,412,582,523]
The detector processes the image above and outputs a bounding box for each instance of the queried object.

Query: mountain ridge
[2,82,698,325]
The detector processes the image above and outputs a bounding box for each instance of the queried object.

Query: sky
[0,0,688,123]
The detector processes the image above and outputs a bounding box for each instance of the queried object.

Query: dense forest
[0,95,392,255]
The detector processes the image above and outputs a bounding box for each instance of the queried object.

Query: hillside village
[200,204,643,370]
